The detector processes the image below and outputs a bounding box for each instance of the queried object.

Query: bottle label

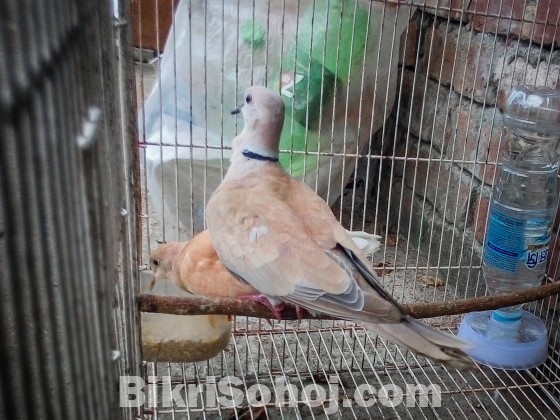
[484,207,550,272]
[524,242,549,269]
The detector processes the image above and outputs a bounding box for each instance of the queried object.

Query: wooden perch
[138,280,560,320]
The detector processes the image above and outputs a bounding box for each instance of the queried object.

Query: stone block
[425,23,499,105]
[400,11,422,67]
[398,69,460,150]
[447,101,504,185]
[494,55,560,109]
[423,21,457,86]
[403,141,476,228]
[469,0,560,46]
[421,0,472,22]
[423,19,560,107]
[471,193,490,244]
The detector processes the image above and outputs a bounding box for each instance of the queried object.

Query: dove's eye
[245,94,253,104]
[152,258,160,267]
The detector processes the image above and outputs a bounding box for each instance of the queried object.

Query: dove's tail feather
[362,316,475,370]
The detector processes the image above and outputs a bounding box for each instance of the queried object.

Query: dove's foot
[237,294,285,320]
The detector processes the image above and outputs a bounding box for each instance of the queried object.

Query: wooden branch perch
[138,280,560,320]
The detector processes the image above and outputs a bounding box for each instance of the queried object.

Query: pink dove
[149,230,290,319]
[206,86,475,370]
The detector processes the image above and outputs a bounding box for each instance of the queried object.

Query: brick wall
[379,0,560,291]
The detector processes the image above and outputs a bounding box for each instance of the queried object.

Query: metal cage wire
[1,0,142,419]
[133,0,560,418]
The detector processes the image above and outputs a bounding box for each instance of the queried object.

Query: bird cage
[130,0,560,418]
[3,0,560,419]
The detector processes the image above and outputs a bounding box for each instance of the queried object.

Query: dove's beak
[231,104,243,115]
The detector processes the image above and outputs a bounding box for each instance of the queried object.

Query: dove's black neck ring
[241,149,279,162]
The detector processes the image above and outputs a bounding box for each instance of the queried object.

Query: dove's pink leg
[295,305,305,320]
[237,294,285,320]
[237,294,306,320]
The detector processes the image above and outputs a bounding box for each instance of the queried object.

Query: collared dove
[149,231,256,297]
[206,86,475,370]
[149,231,286,318]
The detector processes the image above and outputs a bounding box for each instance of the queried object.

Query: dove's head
[148,242,184,290]
[231,86,285,158]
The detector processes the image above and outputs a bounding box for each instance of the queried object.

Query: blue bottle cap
[492,309,522,323]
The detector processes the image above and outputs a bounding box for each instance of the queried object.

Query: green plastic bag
[276,0,370,177]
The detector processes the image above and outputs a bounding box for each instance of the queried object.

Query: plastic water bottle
[483,86,560,299]
[483,85,560,345]
[458,86,559,369]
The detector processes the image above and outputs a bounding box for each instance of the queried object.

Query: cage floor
[143,323,560,420]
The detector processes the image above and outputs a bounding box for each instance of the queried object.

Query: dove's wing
[287,177,366,255]
[286,178,387,287]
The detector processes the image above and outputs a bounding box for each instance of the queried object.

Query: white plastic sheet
[140,0,414,239]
